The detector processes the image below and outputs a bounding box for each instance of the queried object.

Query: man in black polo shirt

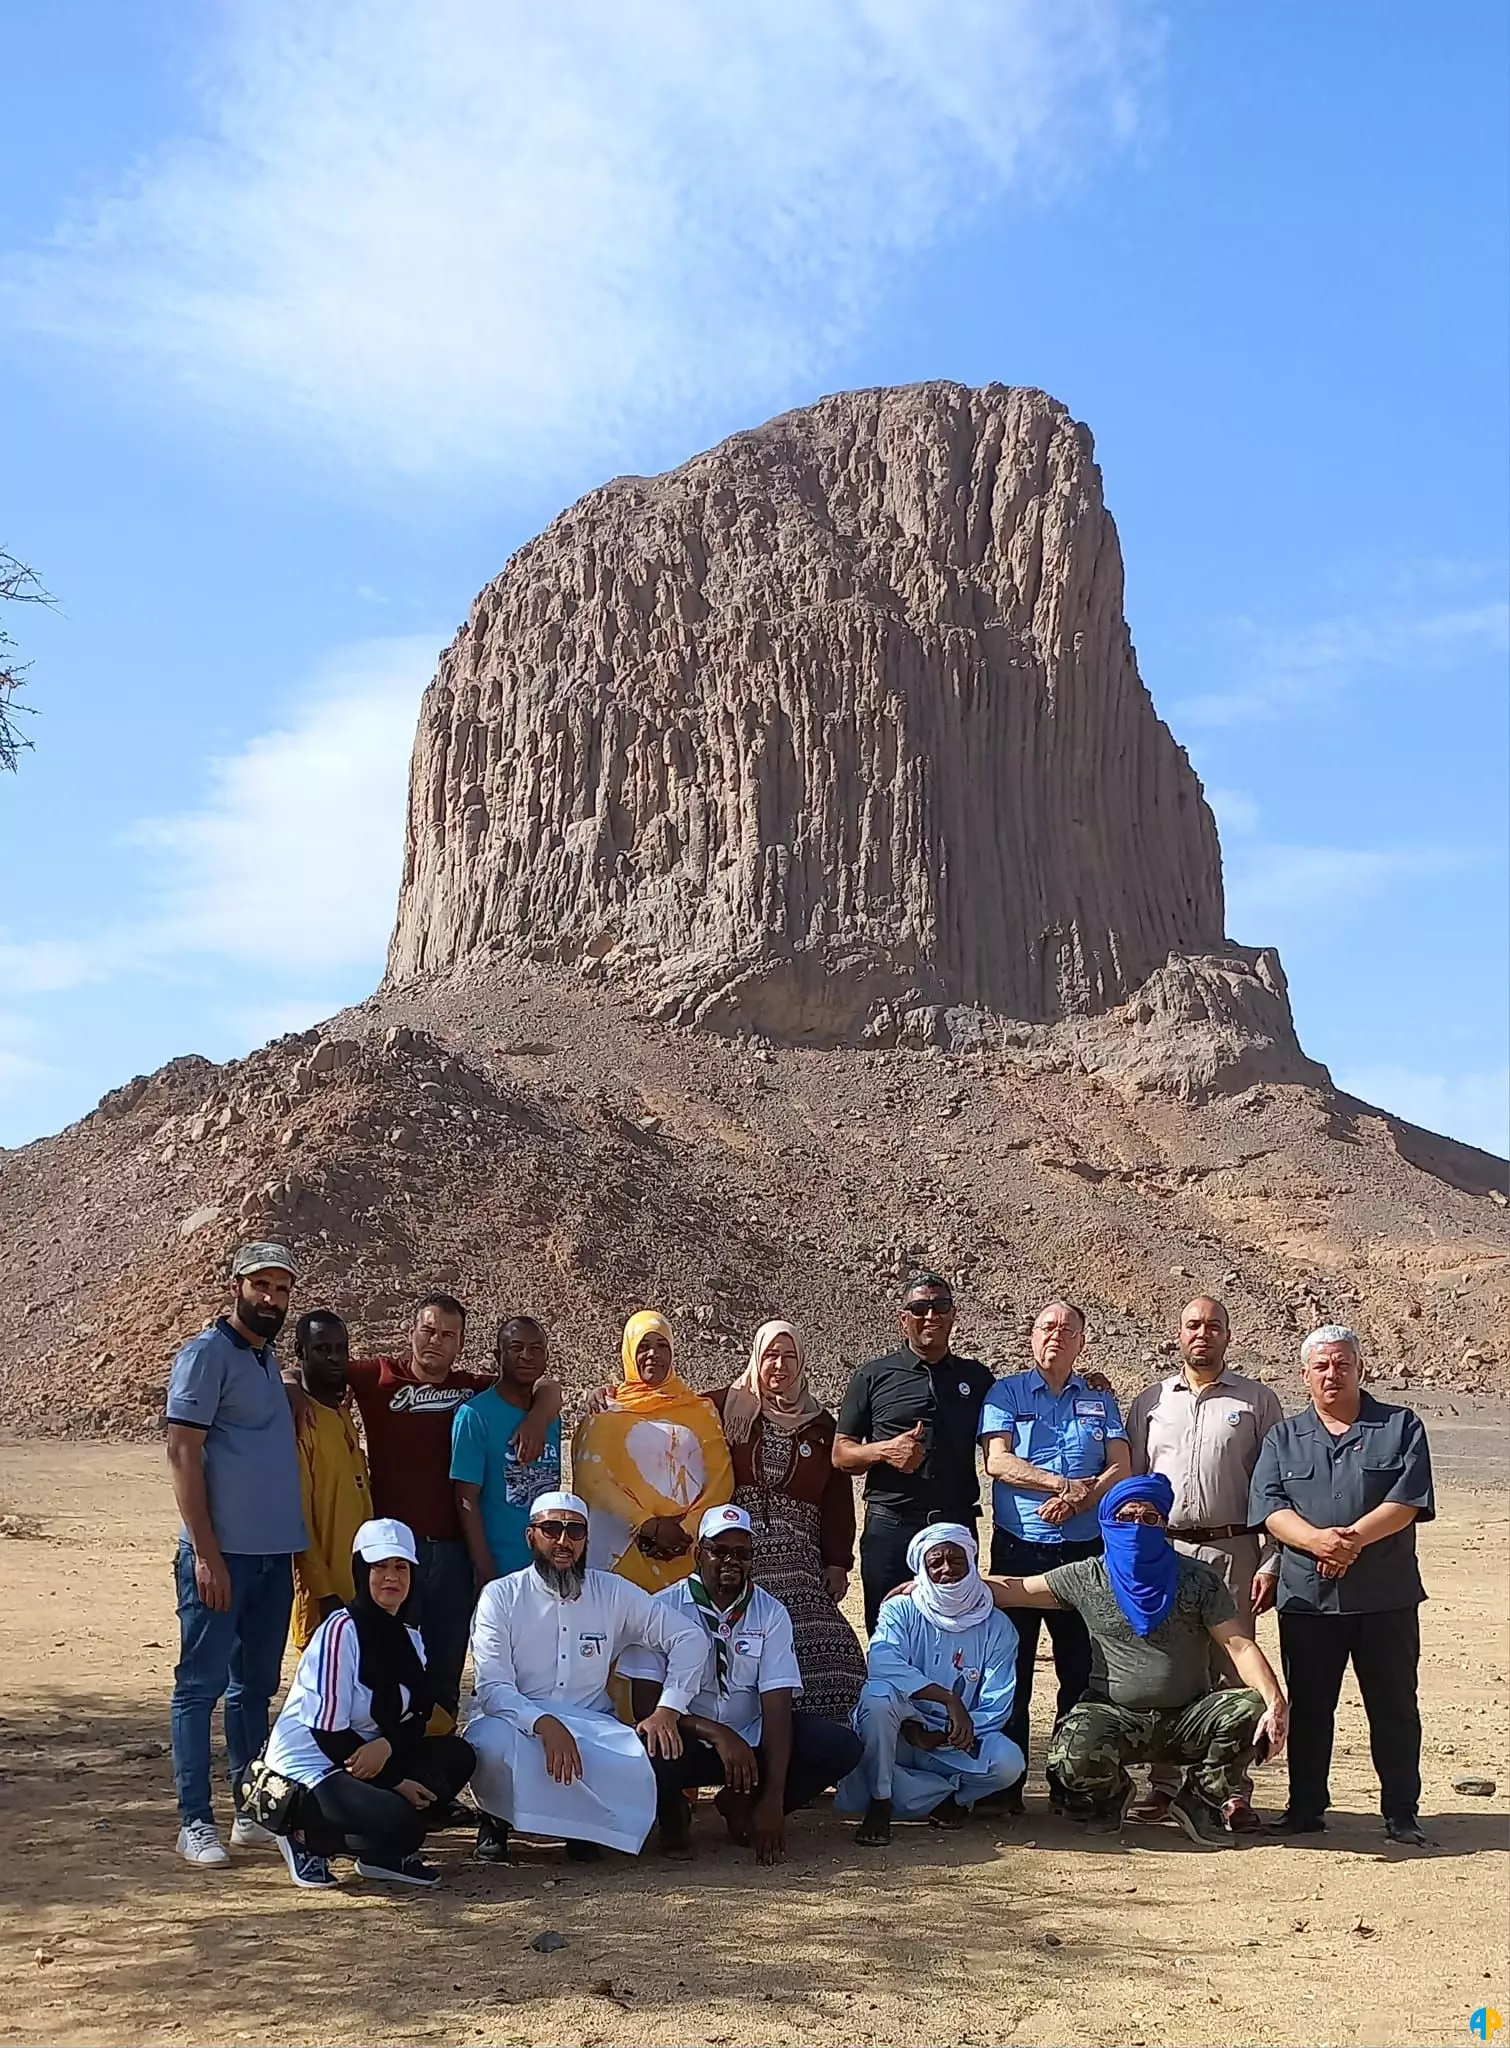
[834,1274,996,1631]
[1249,1324,1435,1847]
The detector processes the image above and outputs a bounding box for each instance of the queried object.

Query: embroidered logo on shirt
[1073,1400,1105,1418]
[958,1381,972,1397]
[577,1631,607,1659]
[798,1441,813,1458]
[388,1382,476,1416]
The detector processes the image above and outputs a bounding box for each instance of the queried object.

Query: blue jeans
[171,1542,293,1825]
[413,1538,476,1718]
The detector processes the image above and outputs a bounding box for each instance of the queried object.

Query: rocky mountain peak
[387,382,1226,1042]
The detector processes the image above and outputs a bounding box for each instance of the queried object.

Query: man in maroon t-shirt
[347,1291,559,1718]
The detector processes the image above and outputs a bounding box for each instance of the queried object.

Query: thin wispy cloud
[1,0,1153,481]
[1224,841,1473,933]
[1177,596,1509,729]
[0,634,435,995]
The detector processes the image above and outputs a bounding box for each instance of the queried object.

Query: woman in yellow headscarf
[571,1311,734,1592]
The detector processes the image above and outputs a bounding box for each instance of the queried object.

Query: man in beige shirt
[1125,1296,1284,1832]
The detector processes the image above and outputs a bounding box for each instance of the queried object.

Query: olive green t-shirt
[1043,1554,1236,1714]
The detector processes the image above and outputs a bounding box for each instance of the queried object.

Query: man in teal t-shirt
[451,1317,563,1584]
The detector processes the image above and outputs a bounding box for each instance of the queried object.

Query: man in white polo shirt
[622,1504,864,1864]
[464,1492,705,1863]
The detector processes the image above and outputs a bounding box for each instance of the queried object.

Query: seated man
[835,1523,1025,1847]
[621,1504,864,1865]
[464,1492,706,1863]
[986,1474,1288,1846]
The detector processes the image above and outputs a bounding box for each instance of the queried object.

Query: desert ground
[1,1439,1506,2048]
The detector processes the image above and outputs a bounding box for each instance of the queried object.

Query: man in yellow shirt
[290,1311,372,1650]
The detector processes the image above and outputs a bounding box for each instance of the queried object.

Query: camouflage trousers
[1046,1687,1266,1810]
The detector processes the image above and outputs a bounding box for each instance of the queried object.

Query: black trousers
[861,1507,978,1633]
[990,1529,1102,1773]
[1279,1605,1422,1822]
[300,1734,475,1864]
[652,1712,864,1824]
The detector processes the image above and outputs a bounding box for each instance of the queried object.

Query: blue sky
[1,0,1506,1154]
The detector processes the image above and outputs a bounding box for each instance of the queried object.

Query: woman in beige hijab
[708,1321,866,1720]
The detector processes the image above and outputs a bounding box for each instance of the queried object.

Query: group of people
[163,1243,1436,1890]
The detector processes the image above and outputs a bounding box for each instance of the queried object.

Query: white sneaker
[176,1821,230,1866]
[230,1813,274,1849]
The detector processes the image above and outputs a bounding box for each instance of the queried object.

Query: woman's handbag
[239,1755,304,1836]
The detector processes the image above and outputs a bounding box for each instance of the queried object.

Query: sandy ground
[0,1442,1506,2048]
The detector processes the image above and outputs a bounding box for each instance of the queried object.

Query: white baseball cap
[698,1503,754,1541]
[352,1517,419,1567]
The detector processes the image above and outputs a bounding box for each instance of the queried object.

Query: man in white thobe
[464,1491,706,1861]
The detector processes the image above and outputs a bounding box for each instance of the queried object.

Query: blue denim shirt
[979,1370,1127,1543]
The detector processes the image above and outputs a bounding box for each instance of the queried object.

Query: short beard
[531,1552,586,1599]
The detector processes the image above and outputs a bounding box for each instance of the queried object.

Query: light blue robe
[836,1593,1024,1817]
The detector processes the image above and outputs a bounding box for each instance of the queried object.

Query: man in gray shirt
[1249,1325,1434,1847]
[985,1473,1287,1847]
[165,1243,306,1866]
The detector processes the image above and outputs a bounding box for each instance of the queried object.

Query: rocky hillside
[1,966,1503,1437]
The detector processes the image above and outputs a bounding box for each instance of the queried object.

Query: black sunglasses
[534,1519,589,1541]
[904,1298,954,1317]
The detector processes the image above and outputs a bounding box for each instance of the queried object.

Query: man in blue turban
[980,1473,1288,1844]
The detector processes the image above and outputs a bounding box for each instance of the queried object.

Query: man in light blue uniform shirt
[451,1316,563,1584]
[978,1301,1130,1804]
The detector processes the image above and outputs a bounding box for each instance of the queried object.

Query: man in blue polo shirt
[165,1242,306,1867]
[979,1301,1130,1805]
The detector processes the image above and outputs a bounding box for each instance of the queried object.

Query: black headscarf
[346,1555,433,1746]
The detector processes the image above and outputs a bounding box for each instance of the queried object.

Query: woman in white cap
[835,1523,1024,1847]
[261,1517,476,1888]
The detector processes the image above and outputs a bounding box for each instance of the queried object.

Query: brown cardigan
[707,1385,856,1572]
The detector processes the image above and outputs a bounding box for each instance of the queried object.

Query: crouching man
[836,1523,1026,1847]
[985,1475,1287,1845]
[621,1505,863,1864]
[464,1493,705,1863]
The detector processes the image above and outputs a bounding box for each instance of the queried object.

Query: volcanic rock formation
[388,383,1229,1043]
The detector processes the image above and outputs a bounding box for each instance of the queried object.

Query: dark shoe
[1168,1786,1238,1849]
[1084,1786,1133,1836]
[928,1795,966,1832]
[1267,1809,1327,1836]
[473,1813,513,1864]
[1384,1815,1429,1847]
[564,1838,602,1863]
[1222,1797,1263,1835]
[855,1797,893,1848]
[1129,1788,1175,1825]
[356,1854,440,1887]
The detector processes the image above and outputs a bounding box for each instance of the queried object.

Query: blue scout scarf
[1098,1474,1179,1637]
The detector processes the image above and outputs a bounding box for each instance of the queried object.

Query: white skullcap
[1300,1325,1361,1365]
[698,1503,754,1541]
[529,1491,589,1522]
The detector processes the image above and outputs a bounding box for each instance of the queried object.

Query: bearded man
[165,1243,308,1867]
[465,1493,706,1863]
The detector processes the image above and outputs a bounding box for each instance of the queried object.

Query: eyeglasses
[534,1519,589,1541]
[904,1298,954,1318]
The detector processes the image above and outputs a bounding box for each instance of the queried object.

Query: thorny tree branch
[1,549,53,774]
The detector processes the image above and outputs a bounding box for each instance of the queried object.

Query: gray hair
[1300,1324,1361,1367]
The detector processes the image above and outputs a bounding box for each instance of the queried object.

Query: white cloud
[1,0,1152,481]
[1177,599,1509,729]
[131,635,433,969]
[1338,1063,1510,1160]
[1224,842,1470,931]
[0,634,434,993]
